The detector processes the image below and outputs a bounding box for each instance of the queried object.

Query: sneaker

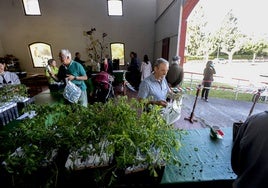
[205,99,208,102]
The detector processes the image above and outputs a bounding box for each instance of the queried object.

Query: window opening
[108,0,123,16]
[111,43,125,66]
[22,0,41,15]
[29,42,52,67]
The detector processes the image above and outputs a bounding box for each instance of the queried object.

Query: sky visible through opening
[185,0,268,87]
[198,0,268,37]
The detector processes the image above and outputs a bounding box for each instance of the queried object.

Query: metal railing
[183,71,266,101]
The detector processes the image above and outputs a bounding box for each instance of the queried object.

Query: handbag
[162,94,183,125]
[63,80,82,103]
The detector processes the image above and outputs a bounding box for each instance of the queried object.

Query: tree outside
[186,1,268,62]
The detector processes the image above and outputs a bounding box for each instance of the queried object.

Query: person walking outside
[201,61,216,102]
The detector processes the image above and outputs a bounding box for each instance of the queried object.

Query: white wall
[154,0,183,62]
[0,0,156,74]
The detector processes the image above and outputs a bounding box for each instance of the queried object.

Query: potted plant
[0,84,28,104]
[0,96,183,187]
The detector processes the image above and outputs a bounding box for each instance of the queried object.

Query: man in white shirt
[0,61,21,85]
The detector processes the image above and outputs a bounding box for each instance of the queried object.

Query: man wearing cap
[166,55,184,88]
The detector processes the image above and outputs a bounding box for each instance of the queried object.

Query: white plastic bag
[162,95,183,125]
[63,81,82,103]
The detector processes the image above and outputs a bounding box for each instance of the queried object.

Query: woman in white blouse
[140,54,152,81]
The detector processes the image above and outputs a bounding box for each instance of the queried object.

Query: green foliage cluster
[1,96,183,186]
[0,84,28,103]
[187,6,268,61]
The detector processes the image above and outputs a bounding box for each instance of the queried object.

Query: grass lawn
[183,60,268,103]
[181,81,253,102]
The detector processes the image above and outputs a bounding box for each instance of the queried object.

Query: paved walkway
[174,94,268,130]
[124,88,267,130]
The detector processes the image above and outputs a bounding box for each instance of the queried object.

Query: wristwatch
[74,76,77,80]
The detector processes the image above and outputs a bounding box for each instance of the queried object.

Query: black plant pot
[58,164,165,188]
[65,165,114,188]
[53,148,71,187]
[1,163,58,188]
[114,165,165,187]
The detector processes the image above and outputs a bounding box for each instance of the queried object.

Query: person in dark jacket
[166,55,184,88]
[201,61,216,102]
[74,52,86,67]
[57,64,67,84]
[127,51,140,90]
[231,110,268,188]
